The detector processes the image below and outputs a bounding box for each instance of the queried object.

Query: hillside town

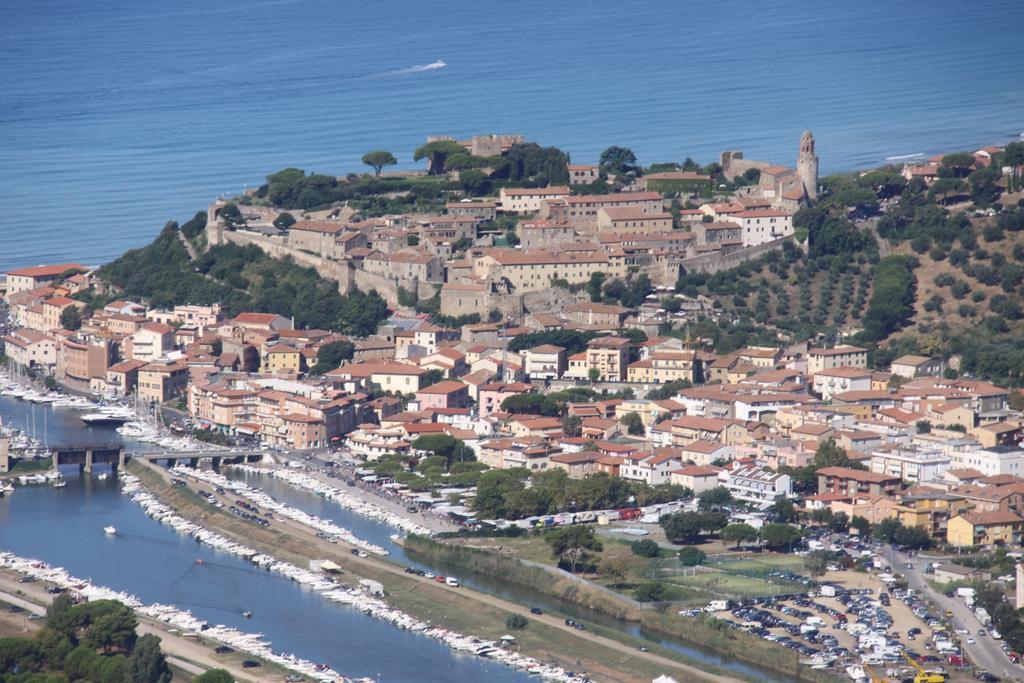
[4,131,1024,683]
[3,133,1023,538]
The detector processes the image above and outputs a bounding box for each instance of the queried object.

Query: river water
[0,395,127,449]
[0,473,528,683]
[228,470,782,682]
[1,398,779,681]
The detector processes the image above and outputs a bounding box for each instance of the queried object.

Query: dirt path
[0,574,261,682]
[177,230,199,261]
[157,462,745,683]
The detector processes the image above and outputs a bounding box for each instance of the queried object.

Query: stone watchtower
[797,130,819,202]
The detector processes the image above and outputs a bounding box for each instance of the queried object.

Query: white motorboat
[81,413,128,426]
[98,473,109,481]
[53,479,67,489]
[845,664,866,681]
[104,526,117,535]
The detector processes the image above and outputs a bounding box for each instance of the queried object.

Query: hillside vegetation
[673,144,1024,385]
[96,221,390,335]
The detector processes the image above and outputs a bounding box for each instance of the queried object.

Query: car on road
[214,646,233,654]
[242,660,260,668]
[530,607,543,615]
[978,629,987,637]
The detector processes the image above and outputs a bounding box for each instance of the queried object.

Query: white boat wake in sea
[885,152,925,161]
[380,60,446,76]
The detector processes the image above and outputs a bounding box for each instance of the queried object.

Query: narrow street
[885,547,1024,681]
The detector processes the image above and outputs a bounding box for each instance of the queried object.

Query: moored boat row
[169,466,388,556]
[0,549,353,682]
[121,473,592,682]
[229,464,433,537]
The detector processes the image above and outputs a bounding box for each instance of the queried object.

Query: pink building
[477,382,535,417]
[414,380,470,410]
[734,440,815,470]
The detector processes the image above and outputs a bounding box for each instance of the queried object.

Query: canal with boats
[1,397,781,682]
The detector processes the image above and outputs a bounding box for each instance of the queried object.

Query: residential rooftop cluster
[4,260,1023,546]
[3,133,1023,543]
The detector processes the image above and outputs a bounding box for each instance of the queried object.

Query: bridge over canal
[0,444,261,474]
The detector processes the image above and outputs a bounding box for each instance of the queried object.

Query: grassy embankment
[128,460,733,683]
[405,535,826,683]
[1,459,53,477]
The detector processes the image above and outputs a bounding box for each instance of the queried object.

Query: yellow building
[626,350,698,384]
[264,346,306,374]
[137,360,189,403]
[670,416,748,447]
[328,362,426,394]
[613,399,674,429]
[737,346,782,368]
[947,510,1024,547]
[586,336,631,382]
[472,249,610,293]
[42,297,85,331]
[808,345,868,374]
[891,488,971,539]
[970,421,1021,449]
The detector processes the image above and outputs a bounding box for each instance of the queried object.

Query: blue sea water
[1,0,1022,272]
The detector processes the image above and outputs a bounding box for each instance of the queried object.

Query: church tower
[797,130,819,202]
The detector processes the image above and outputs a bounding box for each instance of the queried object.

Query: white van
[445,577,459,587]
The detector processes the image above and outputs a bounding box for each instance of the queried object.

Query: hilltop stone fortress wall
[206,215,435,304]
[678,238,788,275]
[206,202,787,315]
[208,226,355,292]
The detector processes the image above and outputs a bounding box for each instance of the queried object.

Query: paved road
[885,547,1024,681]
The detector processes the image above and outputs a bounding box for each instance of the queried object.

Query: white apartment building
[729,209,794,247]
[949,446,1024,477]
[722,465,792,507]
[812,367,872,400]
[619,451,684,486]
[345,426,410,462]
[869,446,951,484]
[520,344,565,380]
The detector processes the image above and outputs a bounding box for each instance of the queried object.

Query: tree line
[98,224,390,336]
[0,595,235,683]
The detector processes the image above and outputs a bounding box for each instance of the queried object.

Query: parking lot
[681,533,1019,681]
